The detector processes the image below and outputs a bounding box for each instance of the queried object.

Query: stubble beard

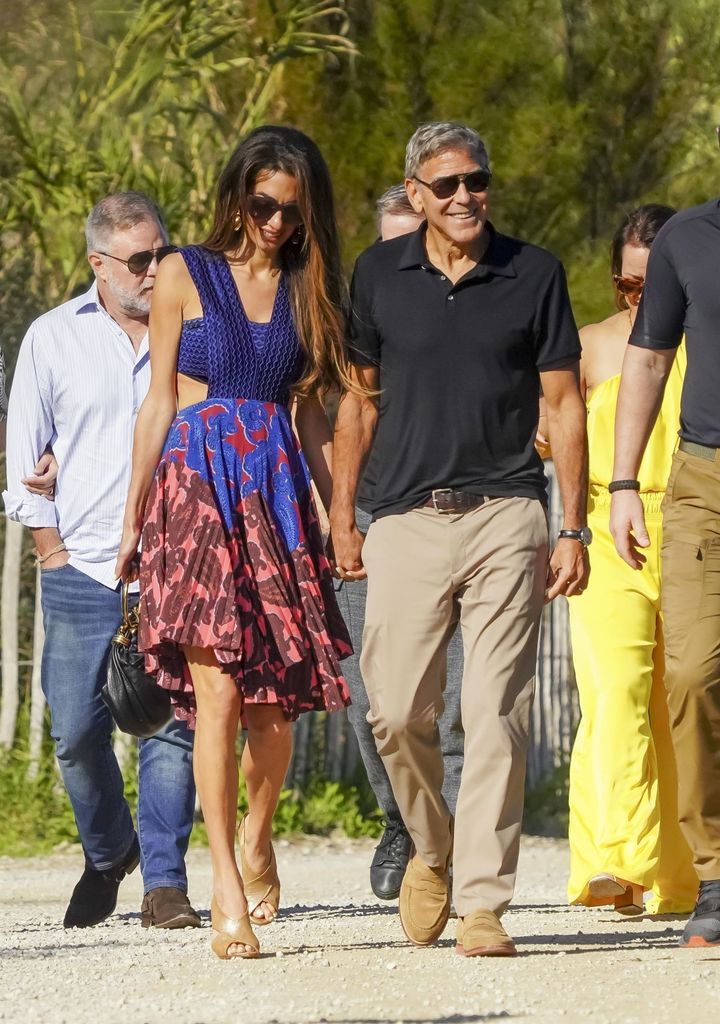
[105,269,153,317]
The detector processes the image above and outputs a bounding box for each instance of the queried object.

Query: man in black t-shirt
[330,122,589,957]
[611,198,720,948]
[334,185,466,904]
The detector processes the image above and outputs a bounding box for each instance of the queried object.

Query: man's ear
[88,252,104,279]
[405,178,425,217]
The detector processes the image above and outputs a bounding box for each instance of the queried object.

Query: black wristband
[608,479,640,493]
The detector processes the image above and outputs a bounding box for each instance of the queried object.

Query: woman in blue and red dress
[117,126,353,959]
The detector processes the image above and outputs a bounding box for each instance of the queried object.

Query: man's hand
[545,537,589,602]
[22,451,58,498]
[610,490,650,569]
[330,523,367,582]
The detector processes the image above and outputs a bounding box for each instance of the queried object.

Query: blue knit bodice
[176,245,304,404]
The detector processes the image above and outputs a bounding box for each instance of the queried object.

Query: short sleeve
[346,254,381,367]
[629,237,684,351]
[533,261,581,371]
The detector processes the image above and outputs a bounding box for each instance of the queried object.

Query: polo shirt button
[448,294,454,301]
[440,275,446,281]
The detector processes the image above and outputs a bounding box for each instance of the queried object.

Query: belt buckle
[431,488,455,513]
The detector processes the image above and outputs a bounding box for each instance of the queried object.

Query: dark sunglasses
[246,194,303,228]
[96,245,176,275]
[613,274,644,303]
[413,169,492,200]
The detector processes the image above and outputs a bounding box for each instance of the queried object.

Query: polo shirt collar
[397,221,516,278]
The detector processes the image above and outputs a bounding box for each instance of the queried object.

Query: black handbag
[101,583,173,738]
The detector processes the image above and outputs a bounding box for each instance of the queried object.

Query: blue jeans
[40,564,195,893]
[335,508,464,820]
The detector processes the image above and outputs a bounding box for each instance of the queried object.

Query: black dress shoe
[370,818,412,900]
[63,836,140,929]
[141,887,201,929]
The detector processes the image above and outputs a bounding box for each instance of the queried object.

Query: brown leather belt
[679,439,720,462]
[422,488,486,513]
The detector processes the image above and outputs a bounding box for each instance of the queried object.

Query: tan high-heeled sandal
[587,874,644,915]
[237,813,281,925]
[210,896,260,960]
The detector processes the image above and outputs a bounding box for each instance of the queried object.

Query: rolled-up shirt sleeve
[2,325,59,528]
[629,238,685,350]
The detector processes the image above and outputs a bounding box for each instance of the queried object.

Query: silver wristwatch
[558,527,593,547]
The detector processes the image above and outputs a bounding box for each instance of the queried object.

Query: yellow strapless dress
[567,343,698,913]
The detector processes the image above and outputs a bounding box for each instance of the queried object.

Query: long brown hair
[203,125,353,401]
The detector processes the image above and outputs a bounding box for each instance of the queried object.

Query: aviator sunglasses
[613,274,644,304]
[413,168,492,200]
[246,193,303,228]
[96,245,176,275]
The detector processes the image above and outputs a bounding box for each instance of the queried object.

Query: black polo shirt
[629,199,720,448]
[348,223,581,519]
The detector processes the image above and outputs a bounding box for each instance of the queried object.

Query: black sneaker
[64,835,141,929]
[370,818,412,900]
[680,880,720,947]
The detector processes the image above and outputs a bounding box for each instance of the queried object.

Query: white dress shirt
[3,283,150,589]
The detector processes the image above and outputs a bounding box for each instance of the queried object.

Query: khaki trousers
[661,448,720,880]
[360,498,548,916]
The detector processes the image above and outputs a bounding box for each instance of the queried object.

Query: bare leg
[183,645,253,955]
[241,704,292,922]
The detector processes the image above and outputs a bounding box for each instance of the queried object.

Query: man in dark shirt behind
[331,122,589,957]
[611,197,720,948]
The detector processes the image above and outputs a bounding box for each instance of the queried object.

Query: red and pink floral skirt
[138,398,352,728]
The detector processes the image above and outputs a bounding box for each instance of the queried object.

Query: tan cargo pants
[661,447,720,880]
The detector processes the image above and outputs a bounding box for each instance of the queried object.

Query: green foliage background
[2,0,720,849]
[3,0,720,377]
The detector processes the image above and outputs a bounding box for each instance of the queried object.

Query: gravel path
[1,835,718,1024]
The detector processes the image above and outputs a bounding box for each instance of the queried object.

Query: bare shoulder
[580,312,628,360]
[580,311,629,392]
[155,251,192,291]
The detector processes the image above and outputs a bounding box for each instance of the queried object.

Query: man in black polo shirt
[611,198,720,948]
[331,122,589,957]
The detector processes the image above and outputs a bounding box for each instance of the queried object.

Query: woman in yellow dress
[567,204,698,915]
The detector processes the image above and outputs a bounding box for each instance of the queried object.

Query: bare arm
[115,255,186,580]
[329,365,379,580]
[610,344,677,568]
[294,396,333,516]
[540,364,589,600]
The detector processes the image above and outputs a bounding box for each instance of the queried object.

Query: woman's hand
[115,524,141,583]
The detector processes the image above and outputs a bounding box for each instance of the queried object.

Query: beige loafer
[399,853,450,947]
[456,909,517,957]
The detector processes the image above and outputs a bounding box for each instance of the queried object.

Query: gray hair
[85,191,167,253]
[376,183,416,220]
[404,122,490,180]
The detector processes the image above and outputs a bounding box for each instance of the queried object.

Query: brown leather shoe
[141,888,201,929]
[399,853,450,946]
[456,909,517,957]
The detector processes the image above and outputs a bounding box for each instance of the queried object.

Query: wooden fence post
[0,518,23,748]
[27,566,45,778]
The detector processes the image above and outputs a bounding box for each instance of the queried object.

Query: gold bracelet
[35,542,67,565]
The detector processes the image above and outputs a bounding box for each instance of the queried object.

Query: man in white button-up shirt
[3,193,199,931]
